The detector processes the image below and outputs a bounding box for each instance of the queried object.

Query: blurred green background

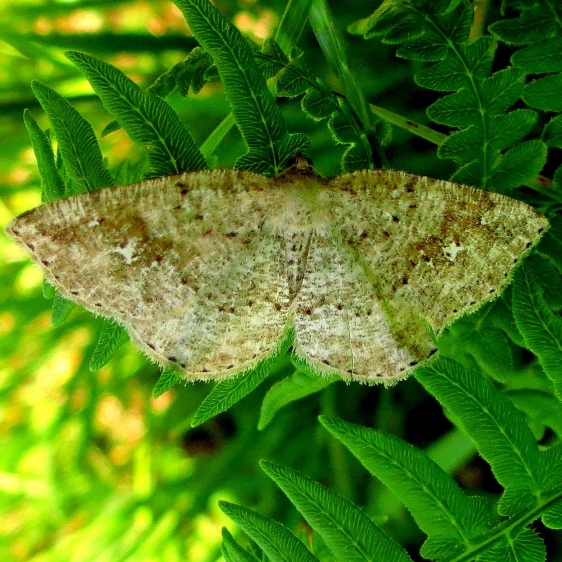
[2,1,558,561]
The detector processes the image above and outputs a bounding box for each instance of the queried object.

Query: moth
[6,166,547,383]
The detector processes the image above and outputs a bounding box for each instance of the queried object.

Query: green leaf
[439,110,538,166]
[542,499,562,530]
[415,36,495,91]
[173,0,308,176]
[301,87,334,120]
[512,263,562,400]
[31,80,114,194]
[508,389,562,442]
[476,528,546,562]
[489,140,547,191]
[51,292,75,326]
[23,109,66,202]
[523,253,562,311]
[274,0,313,56]
[221,528,261,562]
[414,357,545,514]
[512,36,562,73]
[258,371,335,430]
[65,50,207,176]
[192,369,270,428]
[320,416,490,559]
[543,114,562,149]
[149,47,216,97]
[219,501,319,562]
[490,4,561,45]
[523,73,562,112]
[260,460,413,562]
[359,1,471,56]
[308,0,370,132]
[89,319,129,371]
[192,333,293,427]
[152,367,182,399]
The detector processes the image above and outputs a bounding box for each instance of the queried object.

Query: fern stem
[469,0,490,41]
[368,103,447,146]
[200,112,236,160]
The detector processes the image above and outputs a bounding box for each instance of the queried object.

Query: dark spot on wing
[26,242,35,250]
[168,356,178,362]
[70,290,79,295]
[147,343,156,350]
[41,260,50,266]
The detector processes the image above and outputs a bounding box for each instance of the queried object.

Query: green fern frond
[256,38,372,172]
[219,500,320,562]
[258,370,336,430]
[89,319,129,372]
[350,0,547,191]
[31,80,114,194]
[260,460,413,562]
[513,262,562,399]
[491,1,562,206]
[65,50,207,176]
[152,367,182,399]
[191,334,294,428]
[221,527,261,562]
[23,109,66,203]
[150,47,217,98]
[173,0,309,176]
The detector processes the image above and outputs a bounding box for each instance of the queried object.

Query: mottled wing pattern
[292,231,416,382]
[7,169,292,380]
[314,169,548,380]
[7,166,547,384]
